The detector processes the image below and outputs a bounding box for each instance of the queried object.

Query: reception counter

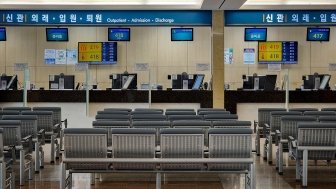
[0,90,213,108]
[224,90,336,114]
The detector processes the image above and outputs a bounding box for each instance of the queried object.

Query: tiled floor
[17,139,336,189]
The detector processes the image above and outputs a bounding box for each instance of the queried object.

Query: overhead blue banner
[225,10,336,26]
[0,10,211,26]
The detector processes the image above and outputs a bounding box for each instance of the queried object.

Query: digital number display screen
[258,41,298,64]
[307,28,330,41]
[78,42,117,64]
[245,28,267,41]
[171,28,193,41]
[108,28,130,41]
[46,28,68,41]
[0,27,6,41]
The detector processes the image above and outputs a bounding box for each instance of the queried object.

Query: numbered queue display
[78,42,117,64]
[258,41,298,64]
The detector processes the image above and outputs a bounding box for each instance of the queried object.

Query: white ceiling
[0,0,333,10]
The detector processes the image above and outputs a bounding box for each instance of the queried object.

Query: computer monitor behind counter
[303,74,330,90]
[243,75,277,91]
[49,74,75,90]
[171,74,204,90]
[110,73,137,90]
[0,75,17,90]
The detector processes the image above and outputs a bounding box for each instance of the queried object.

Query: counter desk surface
[0,90,213,108]
[225,90,336,114]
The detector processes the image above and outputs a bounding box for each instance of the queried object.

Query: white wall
[224,27,336,90]
[0,26,212,90]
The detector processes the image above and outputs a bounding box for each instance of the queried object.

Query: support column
[212,11,224,108]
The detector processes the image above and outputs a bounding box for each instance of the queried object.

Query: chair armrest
[4,146,16,161]
[288,136,296,148]
[22,135,33,142]
[22,135,33,152]
[61,119,68,129]
[288,136,295,141]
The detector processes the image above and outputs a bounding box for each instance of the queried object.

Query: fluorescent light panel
[245,0,336,5]
[0,0,203,5]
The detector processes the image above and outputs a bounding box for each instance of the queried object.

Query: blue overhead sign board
[225,10,336,26]
[0,10,211,26]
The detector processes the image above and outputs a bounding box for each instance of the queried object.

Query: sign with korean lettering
[0,10,211,26]
[258,41,298,64]
[225,10,336,26]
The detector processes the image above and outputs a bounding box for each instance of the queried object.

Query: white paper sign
[55,49,66,64]
[135,63,149,71]
[44,49,56,64]
[14,63,28,71]
[75,63,88,71]
[196,63,210,71]
[66,49,78,65]
[224,48,233,64]
[243,48,255,64]
[268,64,282,72]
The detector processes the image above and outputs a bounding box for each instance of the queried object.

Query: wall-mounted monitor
[307,28,330,41]
[0,27,6,41]
[108,28,130,41]
[171,28,193,41]
[46,28,68,42]
[78,42,117,64]
[245,28,267,41]
[258,41,298,64]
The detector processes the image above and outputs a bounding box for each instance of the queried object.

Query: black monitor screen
[0,27,6,41]
[108,28,130,41]
[46,28,69,42]
[0,75,17,90]
[243,76,254,89]
[111,73,137,89]
[49,75,74,89]
[171,28,193,41]
[264,75,277,91]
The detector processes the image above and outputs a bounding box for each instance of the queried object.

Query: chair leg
[60,163,65,189]
[156,172,161,189]
[10,167,15,189]
[20,149,25,186]
[67,173,72,189]
[295,158,301,181]
[29,159,33,180]
[51,135,55,163]
[268,135,272,164]
[251,163,256,189]
[263,139,268,160]
[0,162,5,189]
[278,143,283,175]
[90,173,95,185]
[60,130,63,153]
[256,130,260,156]
[35,142,40,173]
[56,139,60,160]
[302,149,308,187]
[40,146,44,168]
